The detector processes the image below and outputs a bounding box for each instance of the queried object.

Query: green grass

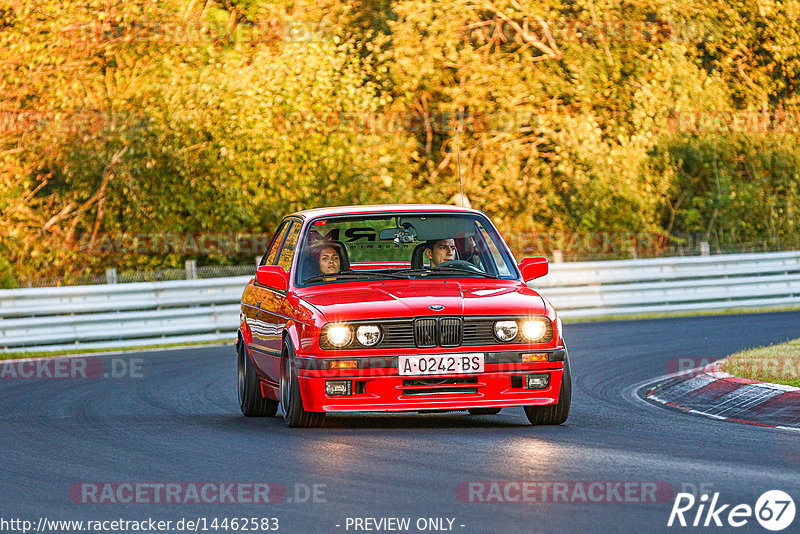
[0,339,231,361]
[721,338,800,388]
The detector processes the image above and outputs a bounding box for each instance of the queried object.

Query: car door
[246,219,302,386]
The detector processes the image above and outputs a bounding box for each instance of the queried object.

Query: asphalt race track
[2,312,799,534]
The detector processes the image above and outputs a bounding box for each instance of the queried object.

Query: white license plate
[398,353,485,376]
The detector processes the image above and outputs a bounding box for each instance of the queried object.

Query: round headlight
[325,324,352,348]
[356,325,382,347]
[493,320,519,342]
[521,318,549,342]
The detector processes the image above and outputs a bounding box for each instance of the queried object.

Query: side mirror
[255,265,289,291]
[518,257,548,282]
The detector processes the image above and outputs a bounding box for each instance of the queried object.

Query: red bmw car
[236,204,571,427]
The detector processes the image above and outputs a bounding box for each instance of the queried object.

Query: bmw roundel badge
[429,305,445,311]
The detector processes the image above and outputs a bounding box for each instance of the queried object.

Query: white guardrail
[1,251,800,353]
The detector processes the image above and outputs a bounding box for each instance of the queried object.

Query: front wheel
[524,351,571,425]
[238,342,279,417]
[281,340,325,428]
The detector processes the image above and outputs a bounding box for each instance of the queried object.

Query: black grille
[403,377,478,386]
[414,319,438,348]
[439,317,462,347]
[462,319,497,345]
[413,317,462,347]
[402,387,478,396]
[380,321,416,348]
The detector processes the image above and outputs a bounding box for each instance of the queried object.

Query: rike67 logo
[668,490,796,531]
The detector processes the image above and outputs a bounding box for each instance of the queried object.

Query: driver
[424,239,457,267]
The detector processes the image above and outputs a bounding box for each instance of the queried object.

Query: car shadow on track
[225,408,570,430]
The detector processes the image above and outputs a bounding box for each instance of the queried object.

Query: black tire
[468,408,502,415]
[524,352,572,425]
[281,340,325,428]
[238,341,279,417]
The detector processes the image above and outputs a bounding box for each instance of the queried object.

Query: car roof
[289,204,483,220]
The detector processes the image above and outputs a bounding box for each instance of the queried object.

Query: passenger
[316,245,341,277]
[424,238,457,267]
[305,241,345,281]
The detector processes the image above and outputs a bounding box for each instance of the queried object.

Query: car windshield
[295,212,519,286]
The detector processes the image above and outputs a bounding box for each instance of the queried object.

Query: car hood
[296,280,546,322]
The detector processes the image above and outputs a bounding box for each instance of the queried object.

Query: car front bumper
[297,361,564,413]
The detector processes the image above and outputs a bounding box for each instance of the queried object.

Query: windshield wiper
[303,271,411,283]
[393,267,499,279]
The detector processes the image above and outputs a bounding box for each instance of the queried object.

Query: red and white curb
[645,361,800,432]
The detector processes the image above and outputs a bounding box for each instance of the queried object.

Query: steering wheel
[461,249,481,266]
[433,259,485,273]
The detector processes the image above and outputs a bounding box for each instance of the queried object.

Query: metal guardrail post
[700,242,711,256]
[105,268,117,284]
[185,260,197,280]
